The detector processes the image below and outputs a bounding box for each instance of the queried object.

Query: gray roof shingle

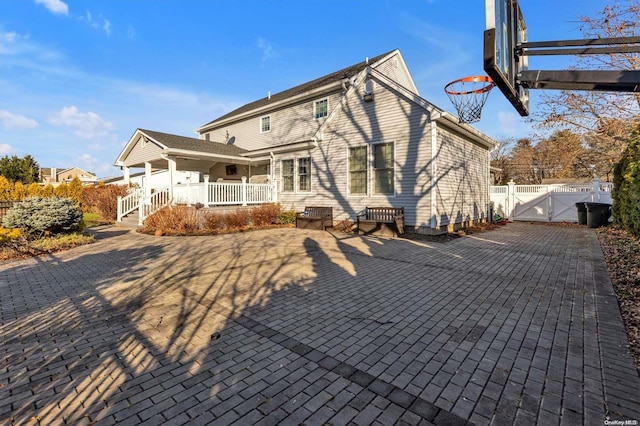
[199,49,397,129]
[140,129,248,156]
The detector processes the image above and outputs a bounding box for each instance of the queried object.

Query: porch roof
[114,129,256,169]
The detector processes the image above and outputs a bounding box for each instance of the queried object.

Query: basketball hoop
[444,76,495,124]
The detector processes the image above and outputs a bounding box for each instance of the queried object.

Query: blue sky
[0,0,612,178]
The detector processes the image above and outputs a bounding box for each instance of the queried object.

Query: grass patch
[0,233,95,262]
[83,212,110,227]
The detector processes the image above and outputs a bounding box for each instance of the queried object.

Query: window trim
[280,156,312,193]
[297,157,312,193]
[371,141,396,197]
[313,98,328,120]
[347,145,368,197]
[280,158,295,193]
[260,115,271,133]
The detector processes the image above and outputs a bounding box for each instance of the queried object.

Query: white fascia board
[163,148,252,164]
[434,113,498,149]
[313,69,370,142]
[241,140,317,157]
[196,81,344,134]
[114,129,168,165]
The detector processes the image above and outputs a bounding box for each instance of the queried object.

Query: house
[114,49,497,234]
[40,167,97,185]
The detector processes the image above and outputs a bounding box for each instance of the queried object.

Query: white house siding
[122,138,164,167]
[275,75,435,229]
[434,127,490,228]
[202,92,344,151]
[373,53,415,92]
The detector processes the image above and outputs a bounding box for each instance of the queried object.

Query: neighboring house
[115,49,497,234]
[40,167,97,185]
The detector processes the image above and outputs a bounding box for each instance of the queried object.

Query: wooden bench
[357,207,405,237]
[296,206,333,231]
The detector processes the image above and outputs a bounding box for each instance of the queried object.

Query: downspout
[430,117,438,230]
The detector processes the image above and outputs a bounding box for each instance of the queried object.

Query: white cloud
[0,110,39,130]
[127,25,135,39]
[257,37,278,63]
[49,106,114,139]
[0,144,15,155]
[76,154,112,174]
[35,0,69,16]
[103,19,112,37]
[79,11,112,36]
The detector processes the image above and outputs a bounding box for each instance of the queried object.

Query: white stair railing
[117,188,144,222]
[138,188,170,225]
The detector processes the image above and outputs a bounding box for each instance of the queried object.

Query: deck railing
[117,179,277,224]
[116,188,144,222]
[138,188,170,225]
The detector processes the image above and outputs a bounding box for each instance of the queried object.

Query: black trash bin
[575,202,587,225]
[585,202,612,228]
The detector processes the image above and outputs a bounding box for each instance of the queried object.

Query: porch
[117,178,278,225]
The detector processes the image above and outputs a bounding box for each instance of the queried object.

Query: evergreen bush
[3,197,83,236]
[612,127,640,238]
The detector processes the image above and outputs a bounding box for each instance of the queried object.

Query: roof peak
[198,49,400,131]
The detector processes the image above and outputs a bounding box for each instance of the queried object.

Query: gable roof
[198,49,398,131]
[139,129,248,156]
[114,128,249,167]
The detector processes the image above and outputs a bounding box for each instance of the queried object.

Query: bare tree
[535,1,640,170]
[490,139,514,184]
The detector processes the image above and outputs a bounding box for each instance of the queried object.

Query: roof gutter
[240,140,317,158]
[162,148,253,164]
[433,112,498,149]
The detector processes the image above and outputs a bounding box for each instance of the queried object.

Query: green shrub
[277,210,297,225]
[612,127,640,238]
[3,197,83,236]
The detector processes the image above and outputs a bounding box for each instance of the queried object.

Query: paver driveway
[1,223,638,425]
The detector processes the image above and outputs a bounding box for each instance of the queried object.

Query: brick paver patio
[1,223,638,425]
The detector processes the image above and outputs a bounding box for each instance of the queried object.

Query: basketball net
[444,76,495,124]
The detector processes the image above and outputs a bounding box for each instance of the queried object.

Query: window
[282,159,294,192]
[260,115,271,133]
[349,146,367,195]
[314,99,328,119]
[298,157,311,191]
[373,142,394,194]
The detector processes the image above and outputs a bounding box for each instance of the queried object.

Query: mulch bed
[596,226,640,369]
[400,222,504,243]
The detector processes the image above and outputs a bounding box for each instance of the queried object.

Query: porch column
[203,174,210,206]
[122,166,130,186]
[167,156,177,201]
[144,162,152,198]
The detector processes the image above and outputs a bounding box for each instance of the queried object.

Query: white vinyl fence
[490,179,613,222]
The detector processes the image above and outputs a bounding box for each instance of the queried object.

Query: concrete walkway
[1,223,638,425]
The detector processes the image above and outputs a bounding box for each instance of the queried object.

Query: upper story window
[314,99,328,119]
[260,115,271,133]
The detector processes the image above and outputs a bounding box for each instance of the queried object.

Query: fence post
[241,176,247,206]
[117,196,122,222]
[507,180,516,221]
[591,177,600,202]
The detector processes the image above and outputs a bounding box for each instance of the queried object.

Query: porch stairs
[116,211,141,228]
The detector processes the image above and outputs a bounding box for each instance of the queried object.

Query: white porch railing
[117,178,277,225]
[138,187,170,225]
[490,178,613,222]
[172,178,276,207]
[116,188,144,222]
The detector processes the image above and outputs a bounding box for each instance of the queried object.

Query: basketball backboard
[484,0,529,116]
